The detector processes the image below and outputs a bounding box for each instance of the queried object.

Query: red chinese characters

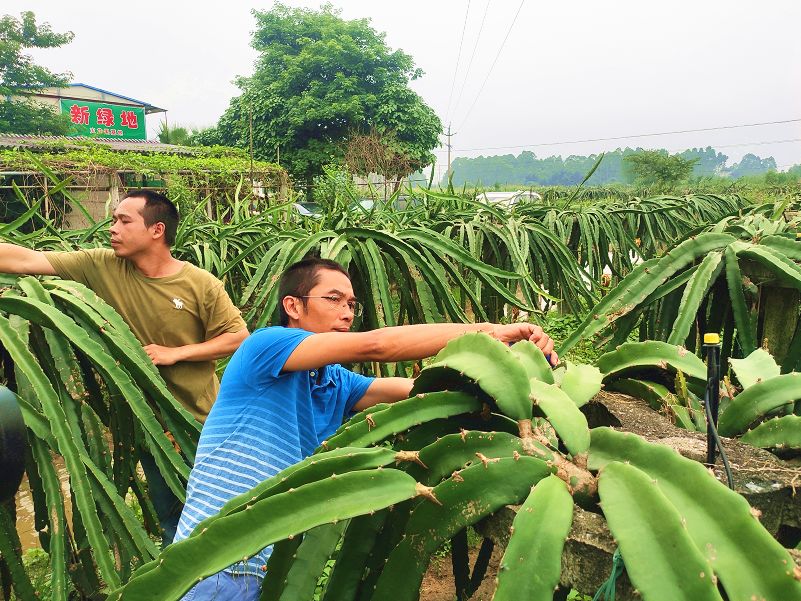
[96,108,115,127]
[69,104,90,125]
[120,111,139,129]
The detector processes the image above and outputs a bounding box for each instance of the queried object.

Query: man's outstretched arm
[283,322,557,373]
[0,244,56,275]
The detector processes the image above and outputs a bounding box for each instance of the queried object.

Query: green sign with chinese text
[60,99,147,140]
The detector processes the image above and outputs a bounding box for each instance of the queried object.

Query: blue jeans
[139,451,183,547]
[181,571,261,601]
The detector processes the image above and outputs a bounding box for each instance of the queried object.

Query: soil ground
[420,546,503,601]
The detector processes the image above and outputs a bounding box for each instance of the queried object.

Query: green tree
[679,146,728,177]
[728,153,777,179]
[623,150,698,188]
[0,11,74,134]
[204,3,442,189]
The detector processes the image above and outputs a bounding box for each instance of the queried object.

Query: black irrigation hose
[703,335,735,490]
[704,392,735,490]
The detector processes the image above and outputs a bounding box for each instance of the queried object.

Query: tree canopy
[444,146,785,188]
[623,150,699,187]
[728,153,778,179]
[197,3,442,187]
[0,11,74,135]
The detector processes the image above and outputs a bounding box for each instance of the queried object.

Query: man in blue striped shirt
[174,257,558,600]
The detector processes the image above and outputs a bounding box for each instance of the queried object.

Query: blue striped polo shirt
[173,326,374,577]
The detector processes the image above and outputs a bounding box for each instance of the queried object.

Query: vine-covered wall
[0,138,289,228]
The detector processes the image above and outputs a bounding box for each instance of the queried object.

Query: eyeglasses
[298,295,363,317]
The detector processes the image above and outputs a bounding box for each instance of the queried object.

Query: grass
[541,311,603,366]
[21,548,52,597]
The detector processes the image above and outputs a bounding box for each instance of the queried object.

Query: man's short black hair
[123,190,179,247]
[278,258,350,326]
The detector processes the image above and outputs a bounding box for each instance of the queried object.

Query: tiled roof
[67,83,166,113]
[0,134,197,155]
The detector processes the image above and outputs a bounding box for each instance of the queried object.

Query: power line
[444,0,472,126]
[455,0,526,132]
[451,0,492,120]
[454,118,801,152]
[702,138,801,150]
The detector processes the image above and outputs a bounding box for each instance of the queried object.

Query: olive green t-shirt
[44,249,247,422]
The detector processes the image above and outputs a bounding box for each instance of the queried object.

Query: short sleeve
[203,280,247,339]
[330,366,375,415]
[43,249,105,284]
[245,327,315,387]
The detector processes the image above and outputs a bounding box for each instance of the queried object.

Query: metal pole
[704,333,721,464]
[446,123,454,180]
[249,101,255,186]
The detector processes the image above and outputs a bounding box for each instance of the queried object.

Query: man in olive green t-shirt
[0,189,249,543]
[43,248,245,420]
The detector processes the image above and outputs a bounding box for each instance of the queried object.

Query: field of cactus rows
[2,179,801,600]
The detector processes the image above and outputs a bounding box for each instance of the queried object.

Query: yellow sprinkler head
[703,333,720,345]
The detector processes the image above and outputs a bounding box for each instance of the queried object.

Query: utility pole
[248,102,255,186]
[445,123,456,181]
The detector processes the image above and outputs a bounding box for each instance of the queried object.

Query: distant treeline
[444,147,794,187]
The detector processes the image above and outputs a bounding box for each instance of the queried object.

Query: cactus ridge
[371,457,552,601]
[278,521,349,601]
[113,469,421,601]
[762,234,801,260]
[30,436,68,601]
[557,362,603,408]
[606,378,672,411]
[415,430,553,486]
[45,284,200,459]
[718,373,801,436]
[724,244,757,353]
[411,333,533,421]
[597,340,707,383]
[0,295,190,492]
[393,413,520,452]
[0,313,123,588]
[559,233,737,354]
[257,537,304,601]
[729,348,781,390]
[330,402,393,438]
[492,475,573,601]
[321,391,482,451]
[667,251,724,346]
[739,245,801,291]
[741,415,801,449]
[193,447,399,536]
[321,510,390,601]
[529,380,591,456]
[589,427,801,600]
[509,340,554,384]
[599,462,724,601]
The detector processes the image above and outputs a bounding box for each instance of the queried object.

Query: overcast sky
[10,0,801,178]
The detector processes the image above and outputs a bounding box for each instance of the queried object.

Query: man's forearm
[178,330,249,362]
[368,322,496,362]
[0,243,56,275]
[145,330,249,365]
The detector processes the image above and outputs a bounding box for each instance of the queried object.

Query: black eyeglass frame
[296,295,363,317]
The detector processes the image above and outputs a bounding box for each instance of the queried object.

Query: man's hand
[492,323,559,366]
[143,344,185,366]
[143,331,248,366]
